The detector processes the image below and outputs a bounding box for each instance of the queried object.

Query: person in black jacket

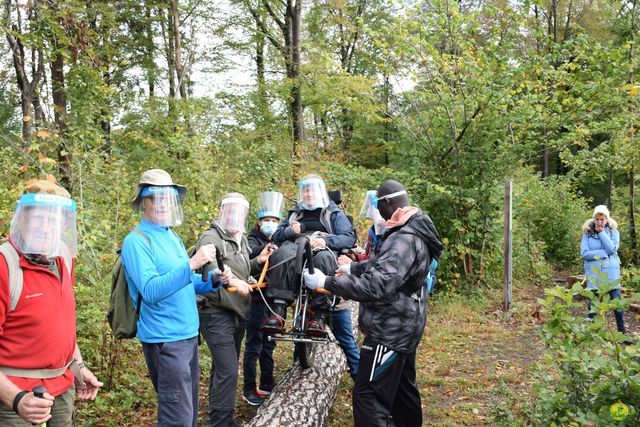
[304,179,444,427]
[242,192,283,405]
[263,174,356,337]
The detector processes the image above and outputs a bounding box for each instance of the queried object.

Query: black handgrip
[215,250,225,273]
[305,239,314,274]
[201,262,212,283]
[201,246,224,284]
[33,385,46,399]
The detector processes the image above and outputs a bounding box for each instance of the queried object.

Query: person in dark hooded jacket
[304,179,444,427]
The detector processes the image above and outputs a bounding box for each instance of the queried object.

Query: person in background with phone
[581,205,628,337]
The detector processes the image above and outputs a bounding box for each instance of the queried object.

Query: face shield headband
[139,186,183,227]
[298,178,329,210]
[371,190,408,209]
[10,193,78,258]
[219,196,250,234]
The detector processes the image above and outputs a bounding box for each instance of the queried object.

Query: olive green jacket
[196,222,263,319]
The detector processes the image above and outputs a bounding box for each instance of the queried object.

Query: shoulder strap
[132,228,151,247]
[0,243,23,312]
[129,229,150,313]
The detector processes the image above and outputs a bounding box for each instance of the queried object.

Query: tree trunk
[249,302,359,426]
[541,128,549,178]
[629,167,637,263]
[5,0,44,150]
[159,6,176,105]
[51,47,71,188]
[145,1,155,97]
[289,0,303,158]
[607,166,614,210]
[169,0,187,99]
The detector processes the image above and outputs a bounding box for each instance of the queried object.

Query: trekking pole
[32,386,47,427]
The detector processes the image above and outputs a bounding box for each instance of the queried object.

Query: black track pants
[353,338,423,427]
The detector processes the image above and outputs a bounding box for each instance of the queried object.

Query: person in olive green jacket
[195,192,271,427]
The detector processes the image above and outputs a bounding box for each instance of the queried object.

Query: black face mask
[24,253,56,267]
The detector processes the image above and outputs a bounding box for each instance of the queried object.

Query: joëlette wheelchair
[266,237,339,369]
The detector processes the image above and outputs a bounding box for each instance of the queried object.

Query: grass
[76,281,549,426]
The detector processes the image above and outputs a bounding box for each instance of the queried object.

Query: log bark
[249,301,359,427]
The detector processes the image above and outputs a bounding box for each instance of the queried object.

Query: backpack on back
[0,242,24,312]
[107,229,149,339]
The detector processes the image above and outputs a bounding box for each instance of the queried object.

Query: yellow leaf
[37,152,56,164]
[35,130,51,139]
[631,86,640,96]
[23,115,32,122]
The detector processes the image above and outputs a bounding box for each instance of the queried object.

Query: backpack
[0,242,75,313]
[425,258,439,295]
[0,242,24,312]
[107,229,149,339]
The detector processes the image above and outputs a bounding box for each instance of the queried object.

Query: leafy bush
[514,172,589,269]
[531,277,640,425]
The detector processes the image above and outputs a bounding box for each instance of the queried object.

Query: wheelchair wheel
[294,341,316,369]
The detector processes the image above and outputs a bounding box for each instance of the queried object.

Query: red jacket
[0,245,76,396]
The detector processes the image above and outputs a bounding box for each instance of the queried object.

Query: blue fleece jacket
[121,219,213,343]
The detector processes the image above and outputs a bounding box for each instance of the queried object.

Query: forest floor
[80,277,640,426]
[323,278,640,426]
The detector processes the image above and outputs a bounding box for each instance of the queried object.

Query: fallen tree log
[248,301,359,427]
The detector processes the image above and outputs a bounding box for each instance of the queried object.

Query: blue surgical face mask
[260,220,278,237]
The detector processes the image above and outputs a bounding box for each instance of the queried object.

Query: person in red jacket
[0,179,102,426]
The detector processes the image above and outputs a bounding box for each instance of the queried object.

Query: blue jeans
[587,288,626,333]
[331,307,360,379]
[142,336,199,427]
[243,300,276,393]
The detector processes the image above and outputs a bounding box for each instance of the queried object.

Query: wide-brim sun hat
[131,169,186,207]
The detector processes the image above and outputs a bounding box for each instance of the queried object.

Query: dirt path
[328,280,639,426]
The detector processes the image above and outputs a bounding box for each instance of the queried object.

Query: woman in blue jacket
[121,169,227,427]
[580,205,626,333]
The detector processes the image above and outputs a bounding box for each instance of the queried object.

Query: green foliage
[514,172,589,268]
[531,281,640,425]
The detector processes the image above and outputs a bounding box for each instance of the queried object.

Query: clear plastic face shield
[219,196,250,234]
[258,191,284,221]
[298,178,330,210]
[139,186,183,227]
[10,193,78,258]
[360,190,386,235]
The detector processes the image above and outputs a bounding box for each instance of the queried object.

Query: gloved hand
[303,268,326,289]
[336,264,351,276]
